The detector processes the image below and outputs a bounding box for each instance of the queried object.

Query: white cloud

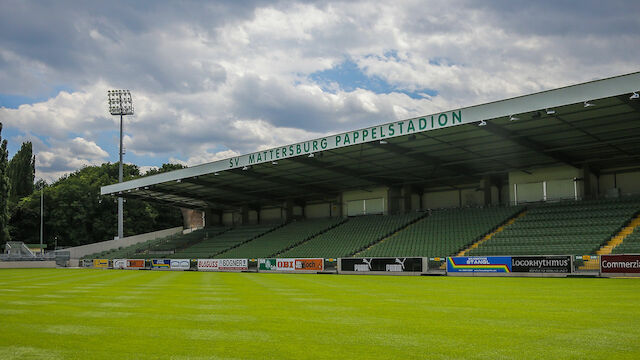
[170,149,240,167]
[0,0,638,181]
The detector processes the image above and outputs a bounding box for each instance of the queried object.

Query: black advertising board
[341,257,423,272]
[511,256,572,273]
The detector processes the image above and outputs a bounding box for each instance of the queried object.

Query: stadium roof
[101,72,640,210]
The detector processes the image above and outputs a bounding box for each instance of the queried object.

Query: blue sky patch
[309,59,437,100]
[0,85,74,109]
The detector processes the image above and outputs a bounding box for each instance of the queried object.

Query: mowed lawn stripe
[0,269,639,359]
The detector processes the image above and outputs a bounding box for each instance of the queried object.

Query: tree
[0,123,10,245]
[7,141,35,203]
[9,162,184,248]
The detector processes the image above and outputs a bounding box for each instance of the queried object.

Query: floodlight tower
[107,90,134,240]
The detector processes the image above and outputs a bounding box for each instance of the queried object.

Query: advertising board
[197,259,218,271]
[218,258,248,270]
[151,259,171,270]
[259,258,276,271]
[274,258,324,271]
[113,259,126,269]
[447,256,512,273]
[341,257,423,272]
[126,259,145,269]
[197,259,248,271]
[511,256,572,273]
[93,259,109,268]
[294,258,324,271]
[600,254,640,274]
[170,259,191,270]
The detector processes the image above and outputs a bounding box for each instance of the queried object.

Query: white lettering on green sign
[229,110,462,168]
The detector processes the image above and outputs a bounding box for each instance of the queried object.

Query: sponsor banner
[170,259,191,270]
[601,254,640,273]
[219,258,248,271]
[274,258,324,271]
[126,259,145,269]
[151,259,171,269]
[294,258,323,271]
[93,259,109,268]
[197,259,218,271]
[113,259,126,269]
[511,256,572,273]
[197,259,248,271]
[259,258,276,271]
[447,256,512,273]
[341,258,423,272]
[275,258,296,271]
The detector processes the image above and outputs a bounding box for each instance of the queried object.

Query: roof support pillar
[583,164,593,200]
[332,194,343,218]
[388,187,402,215]
[481,176,492,206]
[241,205,249,225]
[205,208,222,226]
[403,185,412,213]
[285,199,294,222]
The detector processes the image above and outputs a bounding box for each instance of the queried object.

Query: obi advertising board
[447,256,512,273]
[170,259,191,270]
[274,258,324,271]
[92,259,109,268]
[600,254,640,274]
[151,259,171,270]
[197,259,248,271]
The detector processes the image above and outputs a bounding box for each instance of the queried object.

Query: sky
[0,0,638,182]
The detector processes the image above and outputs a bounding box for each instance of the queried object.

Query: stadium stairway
[580,212,640,270]
[468,198,640,257]
[457,209,528,256]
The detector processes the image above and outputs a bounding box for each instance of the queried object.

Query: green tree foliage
[145,163,186,175]
[9,163,184,248]
[0,123,10,244]
[7,141,35,203]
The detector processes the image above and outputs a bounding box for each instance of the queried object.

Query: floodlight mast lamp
[108,90,134,240]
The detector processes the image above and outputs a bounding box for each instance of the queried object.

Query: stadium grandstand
[86,72,640,262]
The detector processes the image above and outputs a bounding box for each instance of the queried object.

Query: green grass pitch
[1,269,639,359]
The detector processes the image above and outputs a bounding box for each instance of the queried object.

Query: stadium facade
[101,72,640,226]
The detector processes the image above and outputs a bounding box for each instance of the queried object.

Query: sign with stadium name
[511,256,572,273]
[600,254,640,274]
[227,111,463,169]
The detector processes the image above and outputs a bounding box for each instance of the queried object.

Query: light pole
[107,90,134,240]
[40,183,43,257]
